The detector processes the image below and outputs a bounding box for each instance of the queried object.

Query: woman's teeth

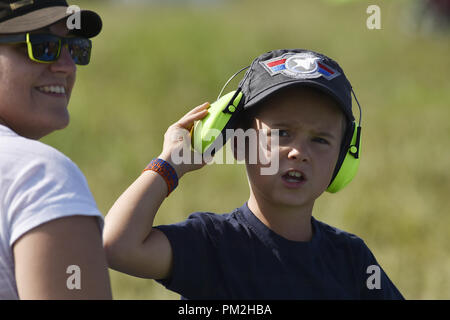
[37,86,66,94]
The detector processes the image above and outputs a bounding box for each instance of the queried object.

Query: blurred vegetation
[43,0,450,299]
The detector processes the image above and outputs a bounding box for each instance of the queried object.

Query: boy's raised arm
[103,103,209,280]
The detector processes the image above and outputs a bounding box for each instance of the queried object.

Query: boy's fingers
[177,108,209,130]
[184,102,210,117]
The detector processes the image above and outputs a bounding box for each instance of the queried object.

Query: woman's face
[0,20,77,139]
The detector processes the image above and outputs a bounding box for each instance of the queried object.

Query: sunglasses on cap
[0,33,92,65]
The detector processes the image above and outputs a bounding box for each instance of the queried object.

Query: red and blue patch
[317,62,337,78]
[260,53,341,81]
[266,58,287,72]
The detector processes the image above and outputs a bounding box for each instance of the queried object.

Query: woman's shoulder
[0,125,75,171]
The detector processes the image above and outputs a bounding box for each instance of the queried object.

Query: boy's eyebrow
[270,122,337,139]
[313,131,337,140]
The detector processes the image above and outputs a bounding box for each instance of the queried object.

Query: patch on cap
[260,52,341,81]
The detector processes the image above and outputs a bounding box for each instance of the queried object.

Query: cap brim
[0,6,102,38]
[243,80,355,122]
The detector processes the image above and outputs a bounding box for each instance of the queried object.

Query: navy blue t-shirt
[155,203,404,300]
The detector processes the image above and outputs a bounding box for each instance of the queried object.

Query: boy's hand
[158,102,210,178]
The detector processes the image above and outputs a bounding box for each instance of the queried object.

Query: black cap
[238,49,355,122]
[0,0,102,38]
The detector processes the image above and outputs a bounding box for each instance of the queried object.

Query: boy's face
[244,86,344,211]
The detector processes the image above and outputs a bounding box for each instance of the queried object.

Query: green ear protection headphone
[191,68,362,193]
[191,89,244,156]
[327,101,362,193]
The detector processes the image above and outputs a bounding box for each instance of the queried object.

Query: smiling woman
[0,21,77,139]
[0,1,111,300]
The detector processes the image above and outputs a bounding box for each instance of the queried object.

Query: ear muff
[191,90,244,155]
[326,122,362,193]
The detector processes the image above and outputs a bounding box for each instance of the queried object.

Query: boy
[104,49,404,299]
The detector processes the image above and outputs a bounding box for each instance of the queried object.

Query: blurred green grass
[43,0,450,299]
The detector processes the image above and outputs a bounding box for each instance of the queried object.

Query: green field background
[42,0,450,299]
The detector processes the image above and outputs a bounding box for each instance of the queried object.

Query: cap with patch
[238,49,355,122]
[0,0,102,38]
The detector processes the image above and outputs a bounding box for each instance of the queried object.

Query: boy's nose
[287,143,310,162]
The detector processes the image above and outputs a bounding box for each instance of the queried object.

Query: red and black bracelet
[143,158,179,196]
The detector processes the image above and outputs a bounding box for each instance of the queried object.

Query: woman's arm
[13,215,112,299]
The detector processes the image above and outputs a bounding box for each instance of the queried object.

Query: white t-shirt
[0,125,103,300]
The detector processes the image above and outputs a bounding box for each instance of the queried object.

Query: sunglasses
[0,33,92,65]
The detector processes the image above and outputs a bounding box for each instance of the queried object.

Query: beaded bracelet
[143,158,179,196]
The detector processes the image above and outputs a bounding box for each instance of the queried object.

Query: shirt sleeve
[6,145,103,247]
[154,212,223,299]
[352,238,404,300]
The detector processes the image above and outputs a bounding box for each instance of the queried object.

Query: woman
[0,1,111,299]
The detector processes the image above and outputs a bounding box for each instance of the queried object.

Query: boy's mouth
[281,169,307,188]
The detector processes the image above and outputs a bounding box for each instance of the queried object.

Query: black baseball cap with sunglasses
[0,0,102,65]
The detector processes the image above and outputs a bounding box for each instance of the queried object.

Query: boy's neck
[247,195,314,242]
